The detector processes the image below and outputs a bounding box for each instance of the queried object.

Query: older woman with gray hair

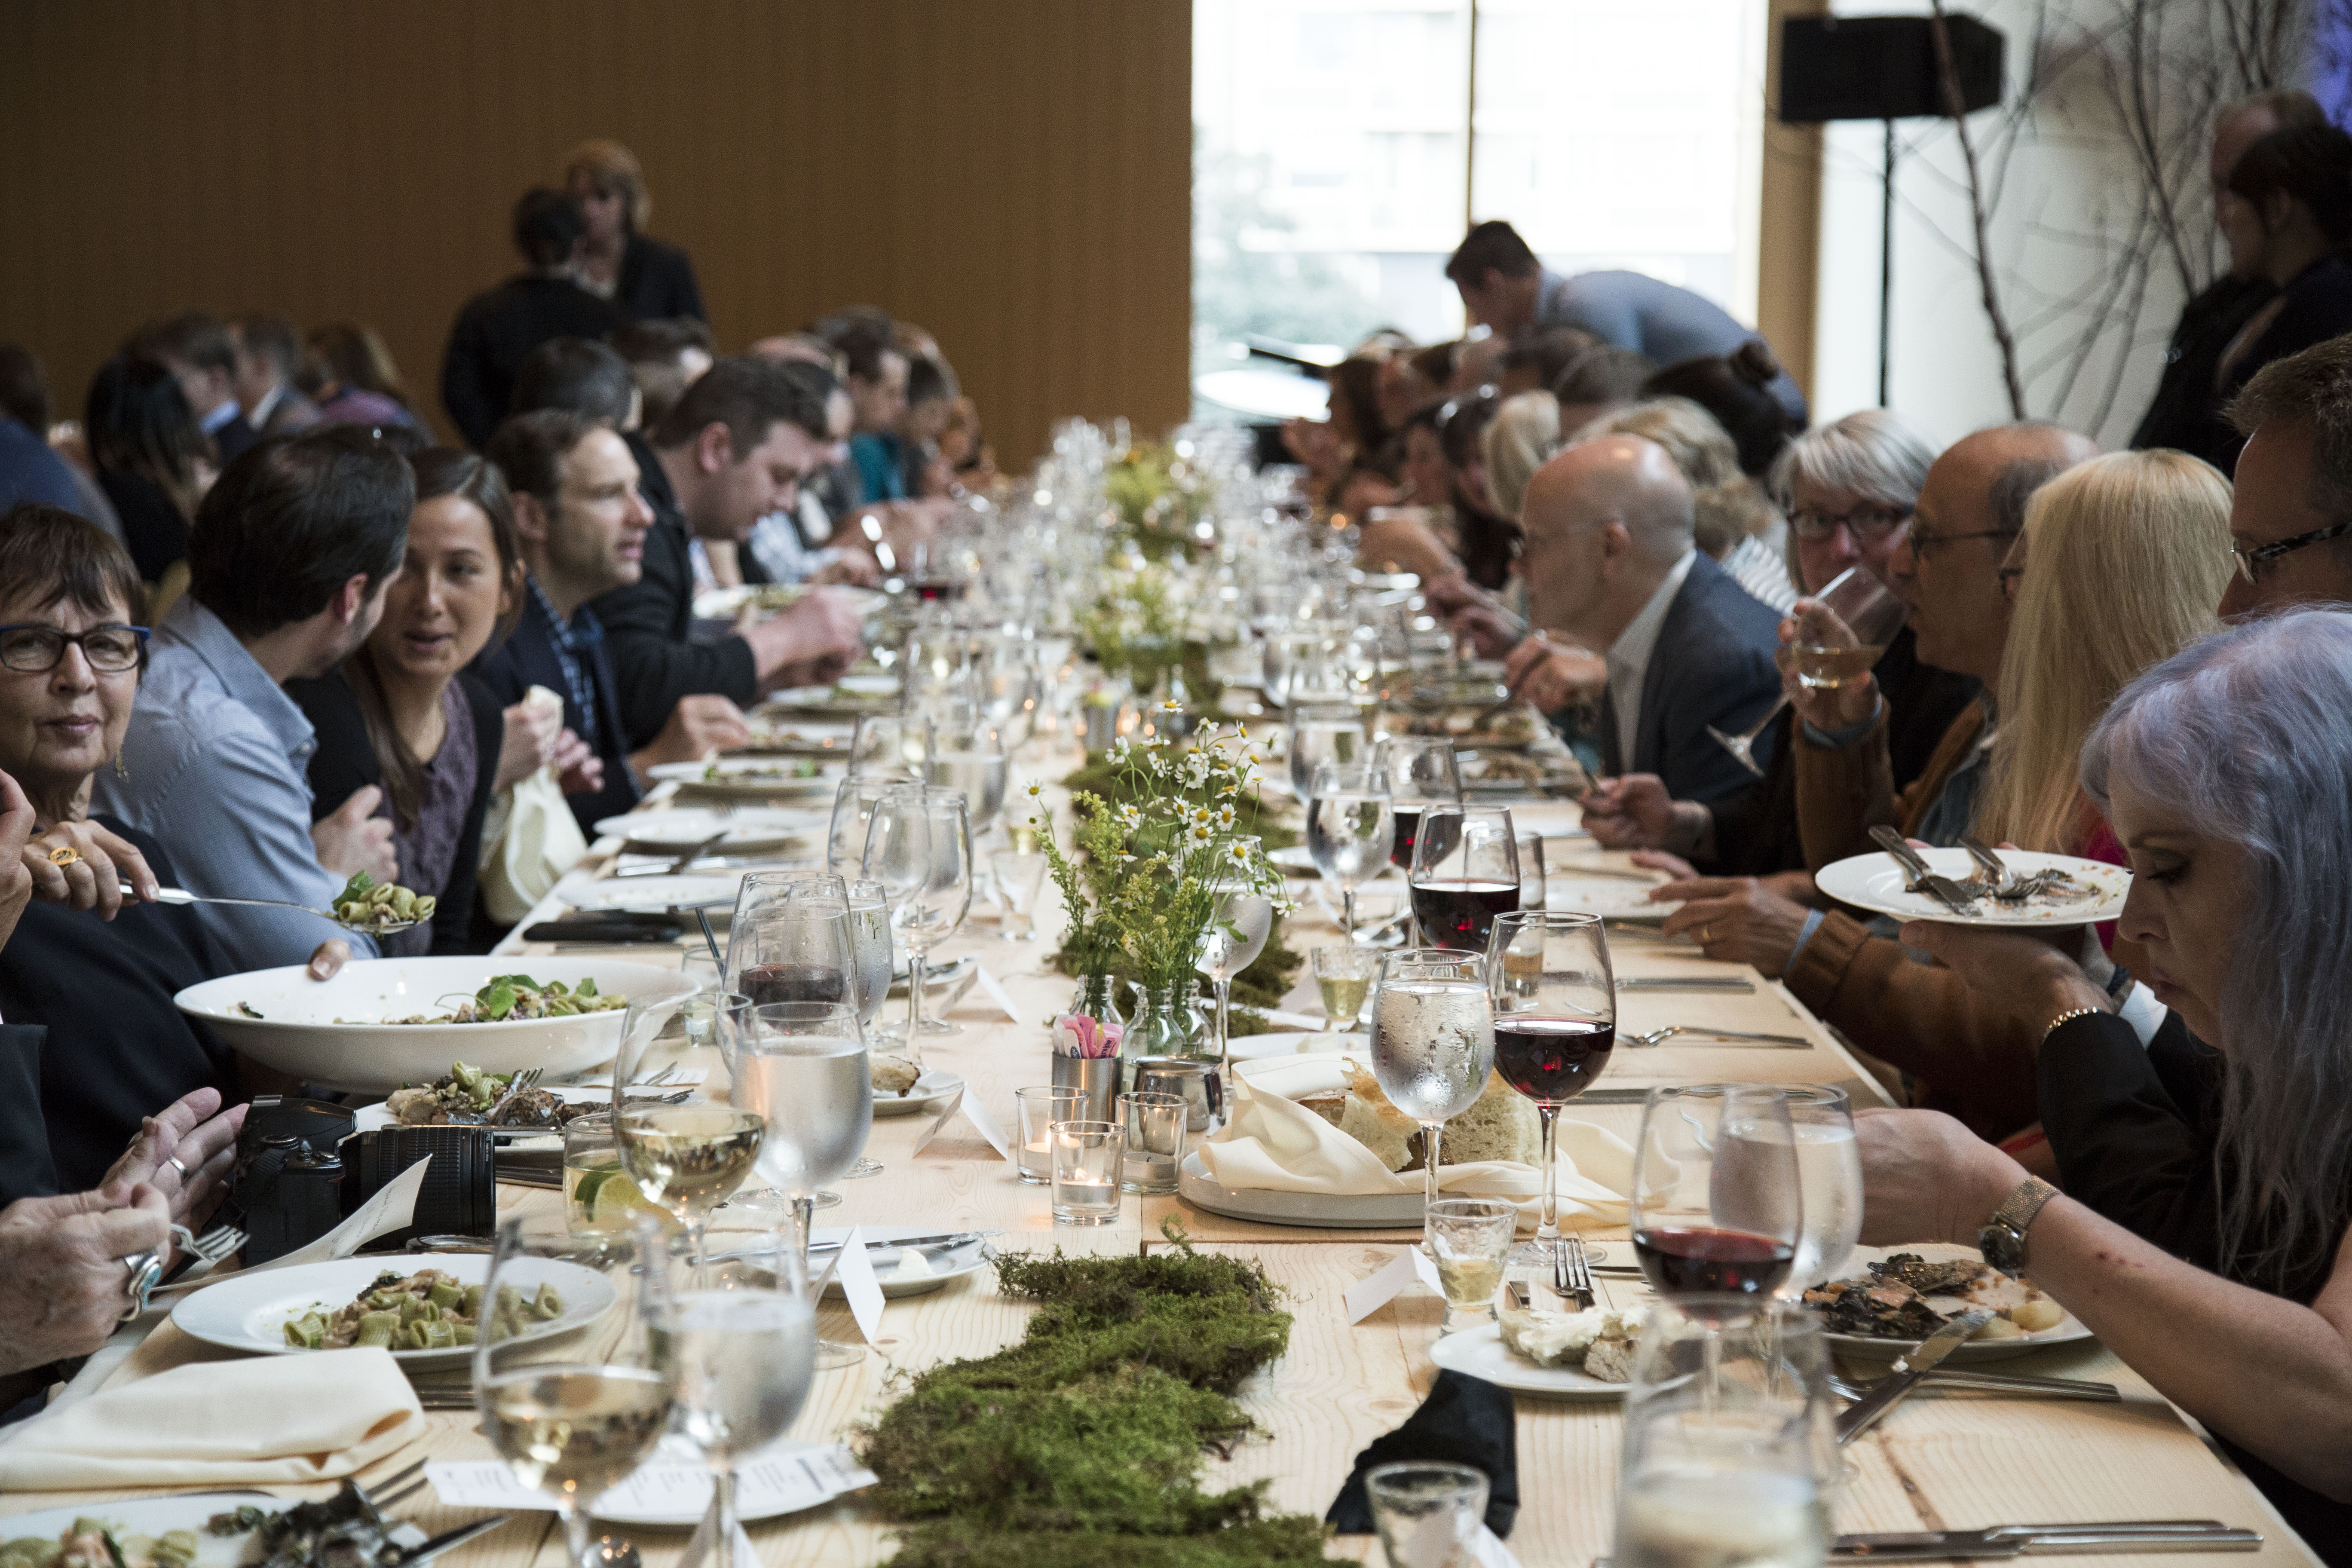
[1872,607,2352,1554]
[1581,410,1976,877]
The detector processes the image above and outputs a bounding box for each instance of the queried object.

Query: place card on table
[1344,1246,1445,1325]
[835,1227,886,1342]
[971,964,1023,1023]
[916,1086,1011,1160]
[427,1441,875,1519]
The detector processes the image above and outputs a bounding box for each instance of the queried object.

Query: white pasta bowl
[175,956,698,1092]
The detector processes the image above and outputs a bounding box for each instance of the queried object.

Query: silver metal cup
[1049,1053,1124,1123]
[1128,1055,1223,1133]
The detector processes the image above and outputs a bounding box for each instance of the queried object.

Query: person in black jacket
[441,189,623,450]
[564,140,707,323]
[289,449,516,953]
[84,352,213,583]
[589,357,865,750]
[1862,608,2352,1562]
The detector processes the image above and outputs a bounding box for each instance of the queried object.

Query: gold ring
[47,845,80,867]
[1700,925,1714,943]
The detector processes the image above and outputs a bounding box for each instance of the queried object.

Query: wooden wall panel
[0,0,1193,471]
[1758,0,1826,404]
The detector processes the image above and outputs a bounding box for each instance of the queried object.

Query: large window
[1194,0,1767,381]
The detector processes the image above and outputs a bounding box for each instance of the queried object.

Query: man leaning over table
[92,428,412,974]
[592,355,866,753]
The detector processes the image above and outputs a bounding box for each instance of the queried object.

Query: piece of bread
[1583,1337,1637,1383]
[1335,1057,1420,1171]
[870,1055,921,1095]
[1439,1070,1542,1166]
[1295,1091,1349,1127]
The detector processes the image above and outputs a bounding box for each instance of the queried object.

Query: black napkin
[1326,1368,1519,1537]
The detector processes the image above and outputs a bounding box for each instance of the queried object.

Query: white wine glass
[1286,706,1364,798]
[864,784,975,1051]
[475,1212,673,1568]
[1193,836,1274,1072]
[1307,762,1393,938]
[735,1000,871,1369]
[1369,947,1494,1216]
[643,1228,815,1568]
[612,1000,763,1276]
[1709,564,1907,778]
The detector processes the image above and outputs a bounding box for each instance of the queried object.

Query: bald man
[1518,434,1784,804]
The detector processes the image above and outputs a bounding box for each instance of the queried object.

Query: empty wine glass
[1369,948,1494,1215]
[864,784,975,1051]
[1307,761,1393,937]
[643,1227,814,1568]
[827,776,904,877]
[1286,706,1364,798]
[1630,1086,1803,1303]
[1409,804,1520,953]
[1709,565,1907,778]
[1194,836,1274,1070]
[848,715,915,780]
[1783,1085,1862,1293]
[733,1000,872,1369]
[1487,911,1615,1269]
[1372,734,1464,875]
[475,1212,673,1568]
[926,729,1010,842]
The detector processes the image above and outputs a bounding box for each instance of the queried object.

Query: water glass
[1630,1087,1802,1304]
[1369,948,1493,1213]
[1366,1461,1490,1568]
[734,1001,872,1368]
[562,1112,626,1235]
[826,776,901,877]
[992,849,1049,940]
[1306,761,1393,936]
[1118,1091,1188,1194]
[677,952,724,1057]
[1311,943,1378,1032]
[848,715,915,779]
[1783,1085,1862,1292]
[1514,831,1547,913]
[1424,1198,1517,1335]
[1049,1119,1124,1225]
[1015,1086,1085,1186]
[1286,707,1364,798]
[1616,1298,1833,1568]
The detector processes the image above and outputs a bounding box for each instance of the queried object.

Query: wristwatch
[1978,1176,2059,1274]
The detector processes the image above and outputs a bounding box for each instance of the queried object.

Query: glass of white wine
[1424,1198,1517,1335]
[1709,564,1907,779]
[475,1212,674,1568]
[612,997,763,1276]
[644,1228,815,1568]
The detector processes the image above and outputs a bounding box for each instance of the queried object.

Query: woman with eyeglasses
[0,504,270,1208]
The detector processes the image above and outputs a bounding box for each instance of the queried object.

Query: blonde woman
[563,139,706,323]
[1574,396,1795,612]
[1481,390,1560,523]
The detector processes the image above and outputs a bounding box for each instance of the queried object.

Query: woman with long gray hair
[1863,606,2352,1556]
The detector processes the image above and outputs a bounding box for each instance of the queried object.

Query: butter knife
[385,1516,513,1568]
[1836,1308,1994,1443]
[1868,825,1979,915]
[1831,1520,2260,1560]
[1616,977,1756,993]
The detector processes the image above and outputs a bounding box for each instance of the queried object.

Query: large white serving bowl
[175,956,699,1092]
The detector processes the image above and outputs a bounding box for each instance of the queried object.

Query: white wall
[1808,0,2218,448]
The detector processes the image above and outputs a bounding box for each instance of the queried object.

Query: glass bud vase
[1063,974,1127,1041]
[1124,983,1205,1060]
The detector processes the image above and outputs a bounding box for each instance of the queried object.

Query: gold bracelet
[2041,1006,2105,1045]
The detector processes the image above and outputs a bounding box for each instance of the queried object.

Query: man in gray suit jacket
[1519,435,1783,804]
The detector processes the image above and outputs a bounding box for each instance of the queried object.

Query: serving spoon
[120,882,418,935]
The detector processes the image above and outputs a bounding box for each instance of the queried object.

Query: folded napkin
[1198,1054,1636,1226]
[0,1347,424,1488]
[1328,1369,1520,1537]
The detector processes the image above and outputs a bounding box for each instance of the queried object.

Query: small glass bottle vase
[1123,983,1206,1060]
[1061,974,1127,1041]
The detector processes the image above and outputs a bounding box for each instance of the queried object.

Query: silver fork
[484,1067,545,1121]
[1624,1025,1813,1050]
[165,1222,247,1285]
[1562,1235,1598,1309]
[1958,835,2037,902]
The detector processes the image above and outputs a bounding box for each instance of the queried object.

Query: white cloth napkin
[0,1348,424,1488]
[1199,1054,1635,1227]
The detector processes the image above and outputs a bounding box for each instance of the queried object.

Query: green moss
[856,1231,1332,1562]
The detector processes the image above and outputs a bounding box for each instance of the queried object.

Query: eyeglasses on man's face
[2229,518,2352,582]
[0,623,150,674]
[1789,505,1912,542]
[1905,527,2018,563]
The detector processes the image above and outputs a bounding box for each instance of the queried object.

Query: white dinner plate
[1177,1149,1425,1228]
[1225,1029,1357,1061]
[1815,847,2130,928]
[808,1225,990,1298]
[588,1437,871,1528]
[1810,1243,2093,1364]
[352,1082,617,1144]
[868,1069,964,1117]
[592,805,826,853]
[648,758,844,801]
[1428,1323,1629,1400]
[888,954,977,996]
[172,1255,615,1370]
[1546,871,1679,922]
[1268,845,1320,875]
[0,1496,426,1564]
[556,872,745,913]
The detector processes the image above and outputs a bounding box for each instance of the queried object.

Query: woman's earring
[113,751,129,779]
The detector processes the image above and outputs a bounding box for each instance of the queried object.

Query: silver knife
[386,1516,512,1568]
[1836,1308,1994,1443]
[1869,826,1980,915]
[1616,977,1757,993]
[1832,1521,2260,1560]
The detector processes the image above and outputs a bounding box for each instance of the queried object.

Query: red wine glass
[1486,910,1614,1270]
[1408,804,1520,954]
[1370,735,1463,879]
[1629,1085,1802,1304]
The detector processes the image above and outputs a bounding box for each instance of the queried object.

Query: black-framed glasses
[2230,518,2352,583]
[1790,504,1912,542]
[0,623,150,674]
[1907,527,2016,562]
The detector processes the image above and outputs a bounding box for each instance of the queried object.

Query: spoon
[121,882,417,935]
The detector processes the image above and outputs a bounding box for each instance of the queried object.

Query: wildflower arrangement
[1101,440,1214,562]
[1029,713,1285,997]
[1073,557,1191,687]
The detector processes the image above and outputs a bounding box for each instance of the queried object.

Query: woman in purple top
[290,450,519,952]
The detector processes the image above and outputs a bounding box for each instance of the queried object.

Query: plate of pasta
[171,1255,615,1370]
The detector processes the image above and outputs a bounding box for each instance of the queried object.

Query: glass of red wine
[1630,1085,1802,1305]
[1371,735,1463,880]
[723,871,855,1012]
[1408,804,1520,953]
[1486,911,1615,1269]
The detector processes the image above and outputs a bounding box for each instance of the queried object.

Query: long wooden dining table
[0,742,2318,1568]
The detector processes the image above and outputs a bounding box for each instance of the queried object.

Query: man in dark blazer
[1519,434,1782,805]
[441,190,623,449]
